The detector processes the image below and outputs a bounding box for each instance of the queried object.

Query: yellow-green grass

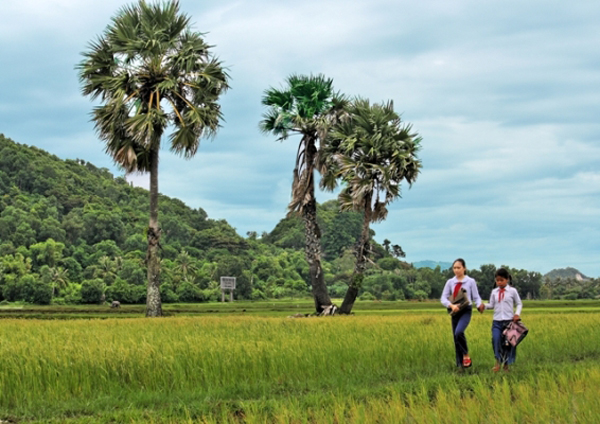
[1,310,599,422]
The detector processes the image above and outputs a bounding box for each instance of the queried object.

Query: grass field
[1,300,599,423]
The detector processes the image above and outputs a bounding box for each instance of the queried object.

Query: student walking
[483,268,523,372]
[440,259,484,368]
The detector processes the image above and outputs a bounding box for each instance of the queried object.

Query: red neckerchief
[452,282,463,298]
[498,287,506,302]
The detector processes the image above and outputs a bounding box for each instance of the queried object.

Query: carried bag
[503,320,529,347]
[448,288,469,316]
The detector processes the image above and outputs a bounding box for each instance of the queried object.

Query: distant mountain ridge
[413,260,452,270]
[544,267,590,281]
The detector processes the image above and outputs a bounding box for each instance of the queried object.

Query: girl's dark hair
[453,258,466,269]
[495,267,513,285]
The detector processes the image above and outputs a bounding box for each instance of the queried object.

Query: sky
[1,0,599,277]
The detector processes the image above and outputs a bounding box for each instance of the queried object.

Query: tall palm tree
[260,74,346,313]
[78,0,229,316]
[323,98,422,314]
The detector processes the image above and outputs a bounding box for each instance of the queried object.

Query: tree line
[3,134,598,306]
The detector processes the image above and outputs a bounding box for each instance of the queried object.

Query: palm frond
[326,97,423,223]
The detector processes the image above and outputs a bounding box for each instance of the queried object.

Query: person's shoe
[503,364,510,372]
[462,356,472,368]
[492,362,500,373]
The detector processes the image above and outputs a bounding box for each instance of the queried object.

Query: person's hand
[513,314,520,322]
[449,304,459,313]
[477,304,485,313]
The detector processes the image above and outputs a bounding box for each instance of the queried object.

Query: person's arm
[485,290,496,310]
[470,278,482,308]
[440,281,452,308]
[513,288,523,319]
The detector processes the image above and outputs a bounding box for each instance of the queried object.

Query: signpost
[220,276,236,302]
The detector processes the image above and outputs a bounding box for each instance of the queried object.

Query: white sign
[220,276,236,290]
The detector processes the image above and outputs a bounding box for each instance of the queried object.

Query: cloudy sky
[1,0,599,276]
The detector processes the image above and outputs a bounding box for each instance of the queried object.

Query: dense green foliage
[0,134,597,305]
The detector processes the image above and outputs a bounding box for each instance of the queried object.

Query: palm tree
[382,239,391,253]
[96,256,117,284]
[175,249,196,282]
[78,0,229,316]
[323,98,422,314]
[260,74,347,313]
[41,266,70,298]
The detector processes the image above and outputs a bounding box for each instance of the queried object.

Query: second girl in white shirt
[483,267,523,372]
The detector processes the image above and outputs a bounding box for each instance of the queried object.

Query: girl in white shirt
[484,268,523,372]
[440,259,484,368]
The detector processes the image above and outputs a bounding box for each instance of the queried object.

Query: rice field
[1,302,599,423]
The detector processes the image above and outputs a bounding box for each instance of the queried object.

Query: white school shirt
[440,276,482,308]
[484,286,523,320]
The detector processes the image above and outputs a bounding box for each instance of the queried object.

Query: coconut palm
[175,249,196,283]
[42,266,69,298]
[322,98,422,314]
[260,74,347,313]
[78,0,229,316]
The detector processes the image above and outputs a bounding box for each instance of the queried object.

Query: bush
[161,288,179,303]
[414,290,428,301]
[80,279,105,304]
[105,279,146,304]
[251,289,267,300]
[359,292,376,301]
[19,275,52,305]
[62,283,83,304]
[563,292,578,301]
[201,288,220,302]
[177,282,202,303]
[329,282,348,298]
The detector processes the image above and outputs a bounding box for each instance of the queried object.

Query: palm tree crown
[78,0,229,172]
[323,98,422,221]
[260,74,346,213]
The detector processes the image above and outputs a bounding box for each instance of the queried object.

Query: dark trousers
[451,306,472,367]
[492,320,517,364]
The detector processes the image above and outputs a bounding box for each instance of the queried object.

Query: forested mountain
[0,134,597,305]
[0,134,393,304]
[544,267,589,282]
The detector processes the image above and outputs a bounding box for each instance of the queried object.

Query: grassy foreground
[1,303,599,423]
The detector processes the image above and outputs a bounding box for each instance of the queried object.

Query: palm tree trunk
[302,197,332,313]
[146,147,162,317]
[340,205,372,314]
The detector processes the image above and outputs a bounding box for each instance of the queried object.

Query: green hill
[0,133,399,304]
[544,267,590,282]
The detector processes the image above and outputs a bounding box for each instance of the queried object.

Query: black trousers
[451,306,472,367]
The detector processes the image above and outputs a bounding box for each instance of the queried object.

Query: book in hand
[448,288,469,316]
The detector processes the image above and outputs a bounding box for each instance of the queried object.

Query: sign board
[220,276,236,290]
